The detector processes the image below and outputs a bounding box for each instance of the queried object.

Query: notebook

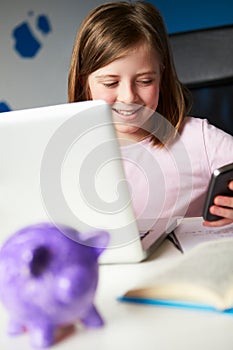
[0,100,176,263]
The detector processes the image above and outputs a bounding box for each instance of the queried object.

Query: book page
[174,217,233,252]
[126,238,233,309]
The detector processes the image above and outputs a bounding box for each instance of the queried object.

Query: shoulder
[179,116,233,141]
[179,116,210,134]
[178,116,233,170]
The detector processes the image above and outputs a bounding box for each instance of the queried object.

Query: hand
[203,180,233,227]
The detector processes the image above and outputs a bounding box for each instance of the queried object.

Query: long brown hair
[68,1,191,146]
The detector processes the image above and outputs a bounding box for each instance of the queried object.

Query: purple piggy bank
[0,223,109,348]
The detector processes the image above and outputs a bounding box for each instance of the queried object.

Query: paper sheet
[174,217,233,252]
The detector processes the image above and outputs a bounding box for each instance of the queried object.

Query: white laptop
[0,100,176,263]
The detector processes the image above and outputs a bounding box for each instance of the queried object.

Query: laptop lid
[0,101,175,263]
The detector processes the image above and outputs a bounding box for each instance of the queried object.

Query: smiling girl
[68,1,233,227]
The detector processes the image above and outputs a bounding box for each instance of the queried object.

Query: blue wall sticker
[0,102,11,113]
[12,12,52,58]
[1,11,53,111]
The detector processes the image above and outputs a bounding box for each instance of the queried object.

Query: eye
[102,81,118,88]
[136,79,154,86]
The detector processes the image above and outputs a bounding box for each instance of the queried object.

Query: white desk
[0,239,233,350]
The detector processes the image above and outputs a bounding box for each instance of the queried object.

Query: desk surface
[0,239,232,350]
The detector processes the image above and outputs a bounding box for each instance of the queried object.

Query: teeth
[113,108,139,116]
[117,110,135,116]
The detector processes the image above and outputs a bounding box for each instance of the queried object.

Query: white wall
[0,0,121,111]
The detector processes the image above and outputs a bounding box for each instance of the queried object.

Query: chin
[115,124,139,135]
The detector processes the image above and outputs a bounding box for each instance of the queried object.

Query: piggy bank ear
[81,230,110,257]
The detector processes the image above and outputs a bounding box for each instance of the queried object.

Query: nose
[117,81,138,104]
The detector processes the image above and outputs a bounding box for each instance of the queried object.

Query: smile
[112,106,143,120]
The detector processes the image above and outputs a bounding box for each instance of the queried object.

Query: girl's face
[87,43,162,141]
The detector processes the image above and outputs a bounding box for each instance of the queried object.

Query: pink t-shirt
[120,117,233,221]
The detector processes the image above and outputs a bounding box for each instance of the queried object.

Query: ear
[81,230,110,257]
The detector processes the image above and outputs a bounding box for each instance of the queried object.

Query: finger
[214,196,233,209]
[210,204,233,220]
[203,218,233,227]
[229,180,233,191]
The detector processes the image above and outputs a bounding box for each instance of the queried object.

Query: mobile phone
[203,162,233,221]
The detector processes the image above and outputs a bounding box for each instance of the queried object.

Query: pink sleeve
[201,119,233,172]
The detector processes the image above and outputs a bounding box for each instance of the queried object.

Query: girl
[68,1,233,227]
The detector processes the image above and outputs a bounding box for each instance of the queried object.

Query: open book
[119,238,233,314]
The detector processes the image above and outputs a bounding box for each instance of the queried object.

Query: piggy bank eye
[29,246,51,277]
